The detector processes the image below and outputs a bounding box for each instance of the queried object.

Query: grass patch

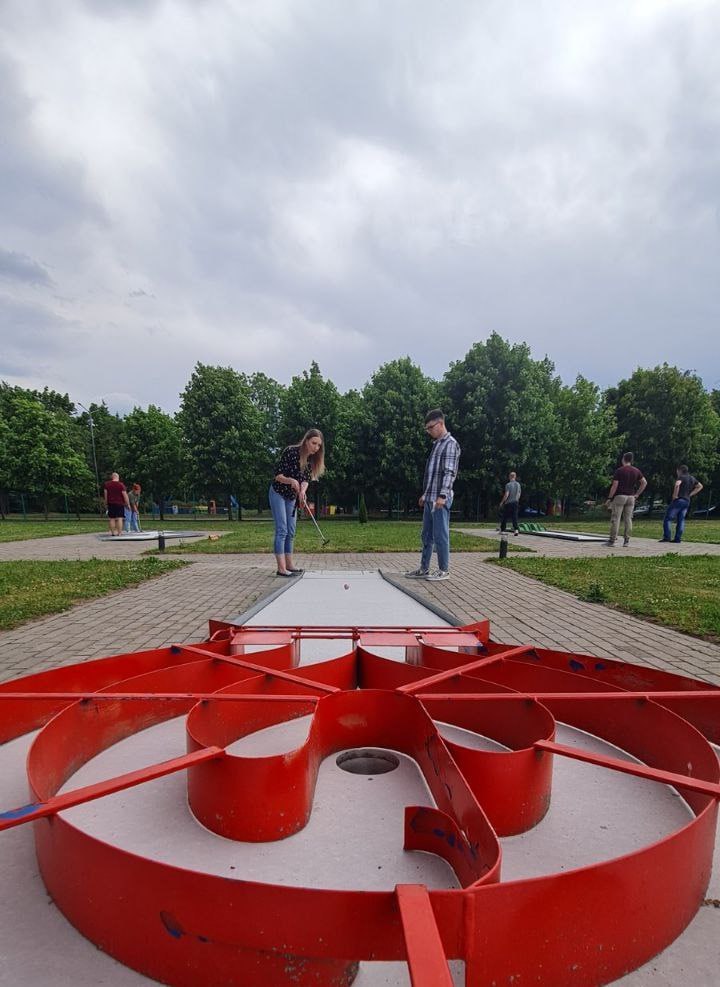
[0,520,108,542]
[458,518,720,544]
[163,519,531,554]
[491,554,720,641]
[536,518,720,544]
[0,518,247,543]
[0,558,186,630]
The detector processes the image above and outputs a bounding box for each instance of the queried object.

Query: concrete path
[3,528,719,562]
[456,526,720,557]
[1,536,719,685]
[0,532,209,561]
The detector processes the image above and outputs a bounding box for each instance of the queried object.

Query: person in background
[660,466,703,544]
[604,452,647,547]
[103,472,130,537]
[270,429,325,577]
[499,471,521,536]
[405,409,461,582]
[127,482,142,533]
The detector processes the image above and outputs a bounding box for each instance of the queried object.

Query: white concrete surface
[0,569,717,986]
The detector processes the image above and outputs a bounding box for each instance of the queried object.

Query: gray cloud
[0,0,719,413]
[0,248,53,285]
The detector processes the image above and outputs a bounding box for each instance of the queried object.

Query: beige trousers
[609,494,635,543]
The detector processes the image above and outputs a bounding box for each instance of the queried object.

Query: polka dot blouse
[272,446,312,500]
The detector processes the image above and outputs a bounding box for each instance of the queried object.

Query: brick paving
[0,561,278,683]
[1,535,719,686]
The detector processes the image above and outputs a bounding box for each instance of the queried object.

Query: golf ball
[343,583,350,590]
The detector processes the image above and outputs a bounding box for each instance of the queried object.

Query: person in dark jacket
[660,465,703,543]
[269,429,325,576]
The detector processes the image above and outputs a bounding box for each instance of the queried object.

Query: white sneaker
[425,569,449,581]
[405,567,430,578]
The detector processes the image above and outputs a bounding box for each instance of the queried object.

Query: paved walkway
[456,527,720,557]
[2,529,719,561]
[1,534,719,686]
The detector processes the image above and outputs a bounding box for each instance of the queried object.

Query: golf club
[301,497,330,545]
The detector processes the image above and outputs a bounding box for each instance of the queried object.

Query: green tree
[117,406,185,520]
[279,362,340,511]
[0,391,93,516]
[178,363,262,519]
[79,402,125,485]
[361,358,439,515]
[698,388,720,516]
[243,372,285,511]
[442,334,558,518]
[0,413,11,518]
[326,389,367,512]
[548,376,617,513]
[606,365,720,513]
[279,362,340,446]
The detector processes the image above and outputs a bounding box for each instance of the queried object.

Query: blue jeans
[123,507,131,532]
[129,511,141,532]
[663,498,690,542]
[269,485,297,555]
[420,495,452,571]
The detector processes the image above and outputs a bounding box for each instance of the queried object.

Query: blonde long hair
[297,428,325,480]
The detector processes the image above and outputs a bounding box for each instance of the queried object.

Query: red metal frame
[0,618,718,986]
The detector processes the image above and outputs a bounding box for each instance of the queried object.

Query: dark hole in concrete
[336,749,400,776]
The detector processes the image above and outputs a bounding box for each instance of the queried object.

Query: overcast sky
[1,0,719,414]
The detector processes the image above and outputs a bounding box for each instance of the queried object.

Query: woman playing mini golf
[269,428,325,576]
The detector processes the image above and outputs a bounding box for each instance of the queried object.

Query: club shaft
[303,501,328,542]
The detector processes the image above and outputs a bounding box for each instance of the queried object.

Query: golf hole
[336,749,400,776]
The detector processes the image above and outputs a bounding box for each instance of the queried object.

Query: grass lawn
[0,558,186,630]
[491,554,720,642]
[535,517,720,544]
[458,518,720,544]
[163,519,531,554]
[0,519,108,541]
[0,518,245,543]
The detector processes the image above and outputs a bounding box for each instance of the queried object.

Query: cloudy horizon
[1,0,719,414]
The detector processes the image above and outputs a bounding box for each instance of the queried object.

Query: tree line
[1,334,719,520]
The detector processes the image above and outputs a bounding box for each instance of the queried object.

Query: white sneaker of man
[425,569,449,581]
[405,567,430,578]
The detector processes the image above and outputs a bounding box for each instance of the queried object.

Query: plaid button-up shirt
[422,431,461,502]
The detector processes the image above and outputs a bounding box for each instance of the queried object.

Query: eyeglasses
[424,421,441,433]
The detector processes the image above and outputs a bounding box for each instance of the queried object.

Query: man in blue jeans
[405,409,461,582]
[660,465,703,543]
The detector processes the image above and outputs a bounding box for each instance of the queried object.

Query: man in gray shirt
[499,471,521,535]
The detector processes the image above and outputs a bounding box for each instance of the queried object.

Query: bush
[358,493,368,524]
[580,581,608,603]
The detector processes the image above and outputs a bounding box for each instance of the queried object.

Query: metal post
[499,533,508,559]
[158,531,166,552]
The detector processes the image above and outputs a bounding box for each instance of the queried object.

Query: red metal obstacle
[1,618,719,987]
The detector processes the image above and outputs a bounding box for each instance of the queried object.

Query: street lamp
[77,402,101,507]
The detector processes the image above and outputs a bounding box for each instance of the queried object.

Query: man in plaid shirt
[406,409,461,581]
